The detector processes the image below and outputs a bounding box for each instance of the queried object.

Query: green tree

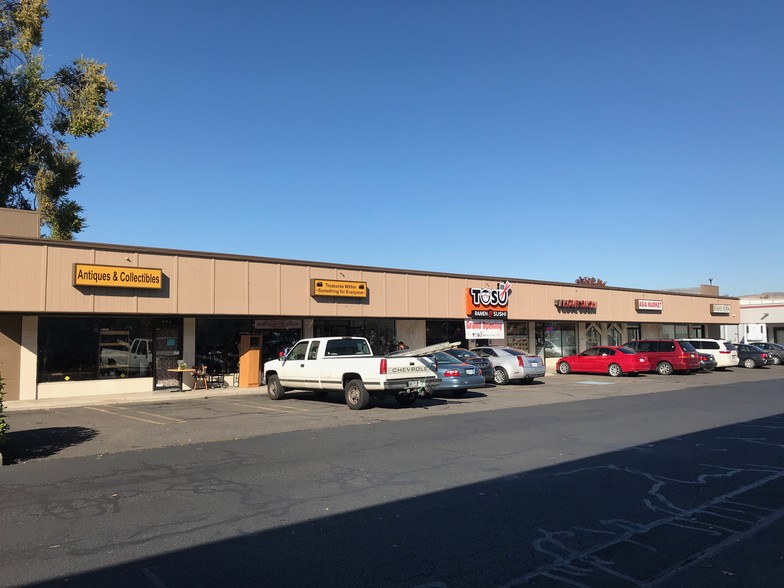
[0,0,116,239]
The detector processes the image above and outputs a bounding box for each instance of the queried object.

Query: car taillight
[517,356,524,367]
[444,369,459,377]
[719,350,730,354]
[380,358,387,374]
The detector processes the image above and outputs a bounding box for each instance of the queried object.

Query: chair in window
[192,364,209,390]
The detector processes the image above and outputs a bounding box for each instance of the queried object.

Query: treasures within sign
[73,264,162,289]
[311,279,368,298]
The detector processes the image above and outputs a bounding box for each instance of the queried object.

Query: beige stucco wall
[0,237,739,323]
[0,209,39,239]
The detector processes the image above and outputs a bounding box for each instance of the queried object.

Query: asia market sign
[311,279,368,298]
[636,299,663,312]
[73,264,162,289]
[466,281,512,318]
[464,319,505,340]
[711,303,731,315]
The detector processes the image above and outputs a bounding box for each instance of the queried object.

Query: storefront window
[535,322,577,358]
[661,324,689,339]
[627,323,641,342]
[426,320,467,349]
[314,319,395,355]
[38,316,153,383]
[607,324,623,346]
[586,325,601,348]
[507,322,529,352]
[196,318,302,374]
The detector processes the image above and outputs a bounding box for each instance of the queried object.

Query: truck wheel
[395,393,417,407]
[267,374,286,400]
[345,379,371,410]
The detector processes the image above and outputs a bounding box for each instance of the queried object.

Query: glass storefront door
[535,322,576,359]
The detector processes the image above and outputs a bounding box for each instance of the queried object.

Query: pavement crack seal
[500,463,784,587]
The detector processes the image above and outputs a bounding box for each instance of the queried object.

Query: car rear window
[617,347,637,354]
[679,341,697,352]
[502,347,525,356]
[325,338,372,356]
[723,341,737,350]
[686,340,719,349]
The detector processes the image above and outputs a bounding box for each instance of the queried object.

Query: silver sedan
[472,346,546,385]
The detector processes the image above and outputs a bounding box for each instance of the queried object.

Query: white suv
[680,339,739,369]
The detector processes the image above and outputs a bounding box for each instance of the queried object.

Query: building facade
[0,209,740,402]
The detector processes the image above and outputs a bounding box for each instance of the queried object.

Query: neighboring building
[0,208,740,403]
[721,294,784,344]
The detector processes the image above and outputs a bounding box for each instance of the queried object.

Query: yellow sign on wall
[311,279,367,298]
[73,264,163,289]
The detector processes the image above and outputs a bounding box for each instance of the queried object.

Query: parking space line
[112,406,187,422]
[85,406,185,424]
[223,401,312,413]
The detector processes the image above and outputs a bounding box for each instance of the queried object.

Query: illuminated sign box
[711,304,731,315]
[73,264,162,289]
[636,299,663,311]
[465,281,511,318]
[311,279,368,298]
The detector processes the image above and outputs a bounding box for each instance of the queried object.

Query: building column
[20,316,38,401]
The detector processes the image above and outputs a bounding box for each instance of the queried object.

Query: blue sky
[41,1,783,297]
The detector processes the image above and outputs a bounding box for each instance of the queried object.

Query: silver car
[472,346,546,385]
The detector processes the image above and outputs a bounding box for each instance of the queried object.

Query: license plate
[466,368,476,375]
[408,380,426,388]
[529,361,539,366]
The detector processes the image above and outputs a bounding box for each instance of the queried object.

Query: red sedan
[556,346,650,377]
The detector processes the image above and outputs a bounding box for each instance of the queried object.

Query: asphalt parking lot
[3,365,783,464]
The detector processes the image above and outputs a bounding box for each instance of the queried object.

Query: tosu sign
[466,281,512,318]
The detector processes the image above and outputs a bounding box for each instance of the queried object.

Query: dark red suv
[622,340,701,375]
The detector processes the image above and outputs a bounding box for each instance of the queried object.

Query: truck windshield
[325,339,372,356]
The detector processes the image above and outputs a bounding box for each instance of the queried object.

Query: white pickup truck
[263,336,441,409]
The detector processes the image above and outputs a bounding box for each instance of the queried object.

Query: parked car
[623,339,701,375]
[734,343,770,368]
[443,348,494,382]
[697,352,718,372]
[748,342,784,366]
[556,346,650,377]
[472,346,546,385]
[427,351,486,397]
[680,339,739,369]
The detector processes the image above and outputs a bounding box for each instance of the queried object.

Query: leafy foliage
[0,0,116,239]
[575,276,607,287]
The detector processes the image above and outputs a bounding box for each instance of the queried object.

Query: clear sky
[41,1,783,297]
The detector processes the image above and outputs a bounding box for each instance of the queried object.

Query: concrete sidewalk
[3,385,268,412]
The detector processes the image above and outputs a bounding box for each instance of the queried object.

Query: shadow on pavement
[3,426,98,464]
[15,411,784,587]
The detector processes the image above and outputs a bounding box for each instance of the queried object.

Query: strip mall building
[0,209,739,403]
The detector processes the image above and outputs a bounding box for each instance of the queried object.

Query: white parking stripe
[85,406,185,424]
[224,401,312,413]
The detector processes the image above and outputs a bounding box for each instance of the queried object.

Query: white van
[680,339,739,369]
